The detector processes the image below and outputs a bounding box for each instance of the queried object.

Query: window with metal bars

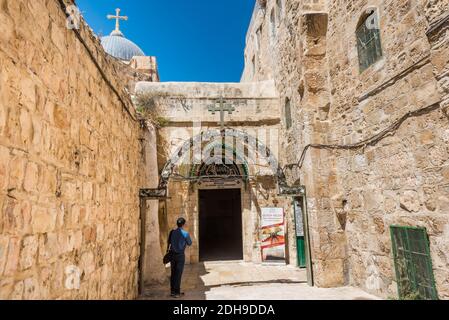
[356,10,383,72]
[390,226,439,300]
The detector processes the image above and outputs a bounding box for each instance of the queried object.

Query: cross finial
[107,8,128,34]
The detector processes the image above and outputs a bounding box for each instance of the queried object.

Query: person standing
[167,217,192,298]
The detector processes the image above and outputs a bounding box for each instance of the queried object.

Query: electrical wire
[282,101,443,174]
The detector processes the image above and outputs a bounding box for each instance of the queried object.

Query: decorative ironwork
[158,129,288,190]
[139,188,167,199]
[198,162,241,177]
[278,185,305,196]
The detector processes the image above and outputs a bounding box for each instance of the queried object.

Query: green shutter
[390,226,439,300]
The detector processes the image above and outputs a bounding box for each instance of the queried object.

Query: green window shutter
[390,226,439,300]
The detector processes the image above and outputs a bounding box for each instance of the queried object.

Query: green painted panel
[297,236,306,268]
[390,225,438,300]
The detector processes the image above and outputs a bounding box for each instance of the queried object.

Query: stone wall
[242,0,449,298]
[140,124,166,286]
[0,0,149,299]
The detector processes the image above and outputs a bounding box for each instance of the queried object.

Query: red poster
[260,208,286,262]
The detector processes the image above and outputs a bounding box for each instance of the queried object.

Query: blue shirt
[169,228,192,254]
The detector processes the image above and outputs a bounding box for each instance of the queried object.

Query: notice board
[260,207,286,262]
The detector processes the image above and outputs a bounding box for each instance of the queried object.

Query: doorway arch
[158,128,287,190]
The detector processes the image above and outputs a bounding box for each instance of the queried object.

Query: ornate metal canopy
[157,129,287,190]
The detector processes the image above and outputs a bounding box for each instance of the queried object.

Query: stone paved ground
[141,261,381,300]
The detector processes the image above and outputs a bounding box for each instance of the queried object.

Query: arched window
[285,98,292,130]
[356,9,383,72]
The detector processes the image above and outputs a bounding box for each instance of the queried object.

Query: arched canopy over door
[158,129,287,190]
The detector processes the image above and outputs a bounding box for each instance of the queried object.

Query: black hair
[177,217,186,228]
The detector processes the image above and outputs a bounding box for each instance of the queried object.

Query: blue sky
[76,0,256,82]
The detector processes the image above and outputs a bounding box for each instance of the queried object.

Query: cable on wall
[282,101,444,174]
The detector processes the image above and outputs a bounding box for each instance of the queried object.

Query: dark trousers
[170,253,185,294]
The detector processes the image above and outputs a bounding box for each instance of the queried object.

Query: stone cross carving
[107,8,128,33]
[208,97,235,130]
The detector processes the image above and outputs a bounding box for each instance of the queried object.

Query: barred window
[356,10,383,72]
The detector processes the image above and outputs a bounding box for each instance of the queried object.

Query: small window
[356,10,383,72]
[390,226,439,300]
[256,26,262,51]
[270,9,276,42]
[276,0,283,24]
[252,56,256,76]
[285,98,292,129]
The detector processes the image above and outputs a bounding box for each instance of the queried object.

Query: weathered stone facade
[0,0,154,299]
[135,81,300,266]
[242,0,449,298]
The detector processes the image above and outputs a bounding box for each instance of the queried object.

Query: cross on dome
[101,8,145,61]
[107,8,128,36]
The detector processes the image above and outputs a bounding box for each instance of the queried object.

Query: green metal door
[294,200,306,268]
[390,226,438,300]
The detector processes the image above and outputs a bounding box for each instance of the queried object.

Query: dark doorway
[199,189,243,261]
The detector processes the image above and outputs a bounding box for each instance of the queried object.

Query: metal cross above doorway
[208,97,235,130]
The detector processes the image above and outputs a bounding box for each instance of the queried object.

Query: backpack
[163,230,174,265]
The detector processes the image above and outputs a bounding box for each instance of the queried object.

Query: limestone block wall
[0,0,148,299]
[242,0,449,298]
[321,0,448,299]
[141,125,166,286]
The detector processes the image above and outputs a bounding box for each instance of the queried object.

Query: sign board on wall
[260,207,286,262]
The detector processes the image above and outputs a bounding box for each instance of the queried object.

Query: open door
[199,188,243,261]
[293,195,314,286]
[293,199,306,268]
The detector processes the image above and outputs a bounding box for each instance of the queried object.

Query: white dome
[101,31,145,61]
